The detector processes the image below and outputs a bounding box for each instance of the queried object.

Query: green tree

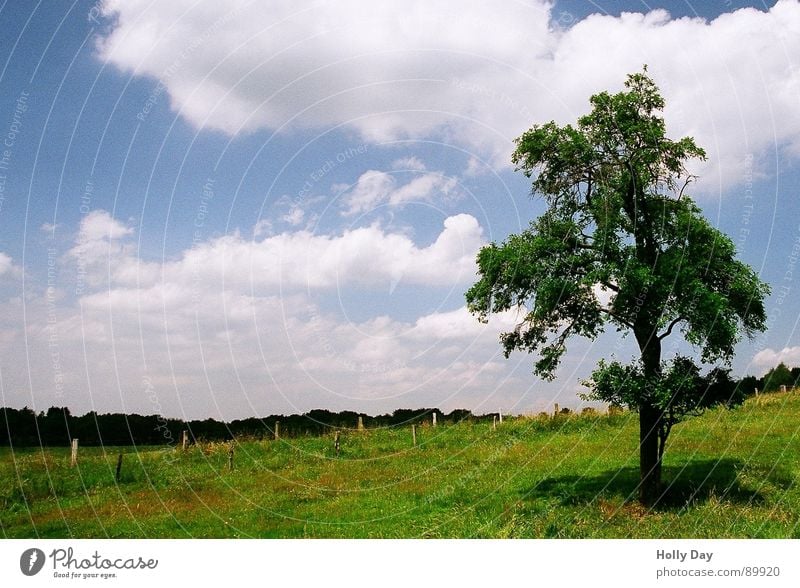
[465,70,770,504]
[763,362,794,391]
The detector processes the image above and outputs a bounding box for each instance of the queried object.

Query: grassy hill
[2,391,799,538]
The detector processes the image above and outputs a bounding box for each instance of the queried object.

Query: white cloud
[0,252,20,278]
[0,253,12,275]
[406,305,520,341]
[281,204,305,226]
[97,0,552,141]
[391,156,427,171]
[388,174,458,207]
[341,169,459,216]
[252,218,272,238]
[0,210,533,418]
[753,346,800,372]
[339,171,394,216]
[97,1,800,187]
[77,210,134,242]
[66,211,156,290]
[171,212,483,291]
[62,209,484,294]
[464,156,489,177]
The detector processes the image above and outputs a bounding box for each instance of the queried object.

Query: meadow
[2,392,799,538]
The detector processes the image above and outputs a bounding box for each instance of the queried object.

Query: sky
[0,0,798,420]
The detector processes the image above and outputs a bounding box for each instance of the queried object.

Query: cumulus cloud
[391,157,427,171]
[281,204,305,226]
[0,253,13,275]
[151,212,483,292]
[0,252,21,278]
[406,305,520,341]
[77,210,133,242]
[753,346,800,372]
[0,210,533,418]
[97,0,551,140]
[63,209,484,295]
[97,0,800,185]
[66,210,155,290]
[340,169,459,216]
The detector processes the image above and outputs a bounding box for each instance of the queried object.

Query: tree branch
[599,280,619,292]
[677,175,695,200]
[585,170,593,206]
[599,307,634,329]
[658,316,685,340]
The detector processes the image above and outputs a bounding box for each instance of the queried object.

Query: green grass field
[2,392,800,538]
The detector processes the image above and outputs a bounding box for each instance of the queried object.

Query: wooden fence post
[554,403,560,416]
[412,424,417,447]
[432,412,437,427]
[499,410,503,424]
[358,415,364,431]
[115,453,123,483]
[334,431,340,456]
[70,438,78,467]
[274,421,280,440]
[181,430,188,450]
[492,415,497,431]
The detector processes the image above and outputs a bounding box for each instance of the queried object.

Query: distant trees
[736,363,799,394]
[737,375,760,396]
[762,362,796,391]
[0,406,480,447]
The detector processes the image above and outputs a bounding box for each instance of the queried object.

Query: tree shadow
[524,459,791,511]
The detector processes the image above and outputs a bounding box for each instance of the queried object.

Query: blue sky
[0,0,798,420]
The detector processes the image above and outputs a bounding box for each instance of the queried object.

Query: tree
[465,69,770,504]
[737,374,760,396]
[763,362,794,391]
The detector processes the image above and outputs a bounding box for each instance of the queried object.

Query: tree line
[1,363,794,448]
[0,405,474,447]
[738,362,800,395]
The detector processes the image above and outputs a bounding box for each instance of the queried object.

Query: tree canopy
[466,69,770,503]
[762,362,795,391]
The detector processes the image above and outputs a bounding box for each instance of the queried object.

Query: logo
[20,548,46,576]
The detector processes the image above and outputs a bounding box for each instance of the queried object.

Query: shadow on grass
[524,459,791,510]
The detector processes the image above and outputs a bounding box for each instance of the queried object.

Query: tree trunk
[639,402,663,504]
[637,328,663,505]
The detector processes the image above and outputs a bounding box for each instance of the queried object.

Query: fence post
[334,431,340,456]
[274,421,280,441]
[181,430,188,450]
[115,453,123,482]
[780,384,787,393]
[358,415,364,431]
[412,424,417,447]
[554,403,559,416]
[499,410,503,424]
[70,438,78,467]
[432,412,437,427]
[492,415,497,431]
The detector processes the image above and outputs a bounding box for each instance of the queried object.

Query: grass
[2,392,800,538]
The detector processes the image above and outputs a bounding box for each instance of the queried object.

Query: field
[2,392,800,539]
